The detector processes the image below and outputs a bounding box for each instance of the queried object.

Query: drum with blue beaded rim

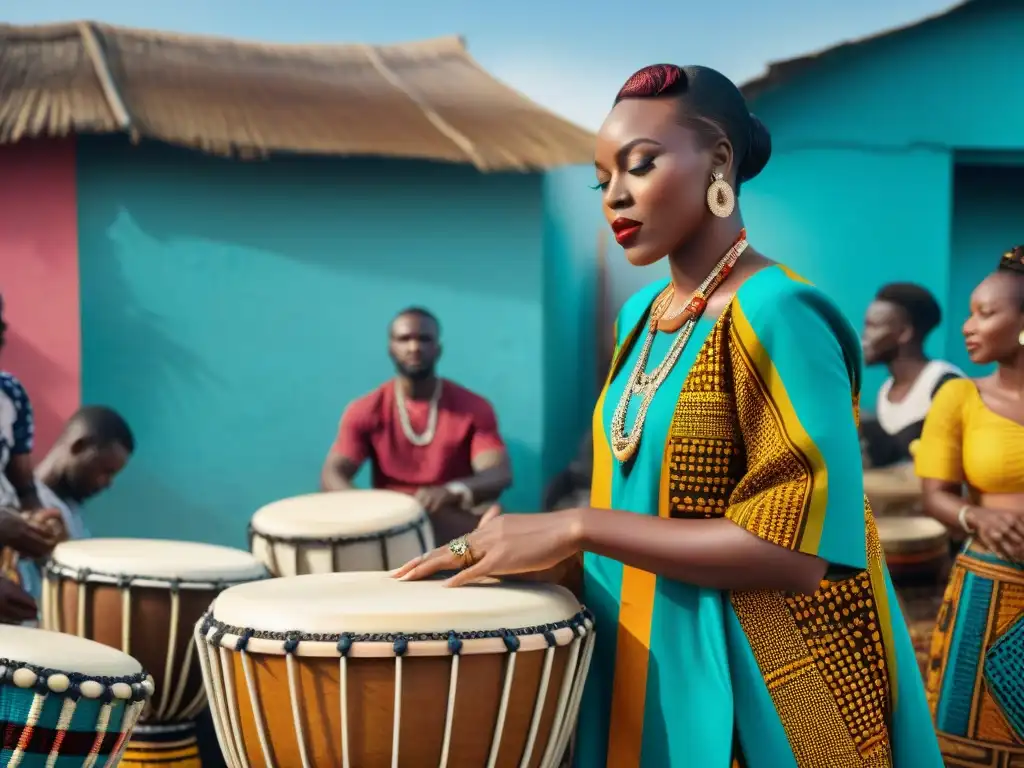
[42,538,268,768]
[195,571,595,768]
[0,623,153,767]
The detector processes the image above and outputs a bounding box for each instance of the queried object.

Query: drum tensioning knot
[211,627,229,647]
[116,575,132,589]
[543,630,557,647]
[502,631,521,653]
[75,567,92,582]
[169,578,182,593]
[393,635,409,657]
[235,629,254,652]
[283,633,301,653]
[336,633,353,656]
[446,632,463,655]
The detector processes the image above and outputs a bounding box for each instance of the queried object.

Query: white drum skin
[248,490,435,576]
[0,624,153,765]
[195,572,595,768]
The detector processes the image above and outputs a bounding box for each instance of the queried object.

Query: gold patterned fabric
[581,266,941,767]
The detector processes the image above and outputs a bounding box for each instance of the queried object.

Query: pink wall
[0,138,80,455]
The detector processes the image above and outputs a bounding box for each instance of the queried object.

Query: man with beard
[861,283,963,468]
[321,307,511,542]
[15,405,134,610]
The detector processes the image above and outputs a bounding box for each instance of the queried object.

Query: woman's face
[962,273,1024,364]
[593,98,731,266]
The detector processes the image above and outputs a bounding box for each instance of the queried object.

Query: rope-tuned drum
[195,572,595,768]
[41,538,269,767]
[0,623,153,767]
[877,515,950,585]
[248,490,434,576]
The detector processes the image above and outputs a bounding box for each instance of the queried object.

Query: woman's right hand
[971,507,1024,562]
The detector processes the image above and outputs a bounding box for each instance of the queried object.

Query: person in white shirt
[860,282,963,468]
[17,406,134,606]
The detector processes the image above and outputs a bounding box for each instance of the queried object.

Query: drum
[248,490,434,576]
[877,516,950,584]
[41,538,269,767]
[864,463,922,517]
[0,623,153,767]
[196,572,595,768]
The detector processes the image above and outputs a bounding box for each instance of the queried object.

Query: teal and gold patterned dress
[576,266,943,767]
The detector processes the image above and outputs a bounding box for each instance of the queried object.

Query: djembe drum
[877,516,950,585]
[41,538,269,767]
[0,623,153,766]
[195,572,595,768]
[863,463,922,518]
[248,490,434,576]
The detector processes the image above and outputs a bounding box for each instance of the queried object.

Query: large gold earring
[707,171,735,218]
[1018,329,1024,347]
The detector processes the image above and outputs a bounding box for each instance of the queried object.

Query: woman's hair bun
[998,245,1024,274]
[738,114,771,182]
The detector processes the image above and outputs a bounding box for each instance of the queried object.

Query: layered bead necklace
[609,230,748,462]
[394,379,442,446]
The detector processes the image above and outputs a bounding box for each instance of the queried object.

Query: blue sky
[6,0,957,129]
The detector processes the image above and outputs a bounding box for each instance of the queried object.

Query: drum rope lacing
[196,608,597,768]
[0,659,152,768]
[41,563,268,730]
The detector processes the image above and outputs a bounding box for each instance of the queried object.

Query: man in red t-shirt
[321,307,512,543]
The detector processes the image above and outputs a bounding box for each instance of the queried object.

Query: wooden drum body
[42,539,269,767]
[0,624,154,767]
[248,490,434,576]
[877,516,949,585]
[196,572,595,768]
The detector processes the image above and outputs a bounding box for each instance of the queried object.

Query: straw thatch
[0,21,596,171]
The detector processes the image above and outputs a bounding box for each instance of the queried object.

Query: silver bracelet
[957,504,975,535]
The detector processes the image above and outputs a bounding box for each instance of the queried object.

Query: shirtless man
[321,307,512,543]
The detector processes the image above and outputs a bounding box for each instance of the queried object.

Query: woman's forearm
[574,508,827,593]
[921,484,972,532]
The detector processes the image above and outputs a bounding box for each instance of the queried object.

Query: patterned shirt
[0,371,34,484]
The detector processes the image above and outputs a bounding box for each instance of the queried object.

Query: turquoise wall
[742,0,1024,402]
[77,137,563,546]
[949,160,1024,375]
[541,166,603,479]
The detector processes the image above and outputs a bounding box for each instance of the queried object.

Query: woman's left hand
[393,505,582,587]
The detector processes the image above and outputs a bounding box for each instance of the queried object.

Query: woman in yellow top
[916,246,1024,765]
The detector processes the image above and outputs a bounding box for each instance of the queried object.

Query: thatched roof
[741,1,976,102]
[0,21,596,171]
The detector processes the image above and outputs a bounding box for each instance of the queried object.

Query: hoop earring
[706,171,735,218]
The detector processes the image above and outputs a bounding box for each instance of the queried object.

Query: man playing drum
[322,307,512,543]
[16,406,135,607]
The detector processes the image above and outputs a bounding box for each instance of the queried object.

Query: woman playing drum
[396,64,942,767]
[915,247,1024,765]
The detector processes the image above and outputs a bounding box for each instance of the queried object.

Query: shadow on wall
[77,137,548,546]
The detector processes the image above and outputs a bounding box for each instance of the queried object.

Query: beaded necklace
[394,379,442,447]
[609,231,748,463]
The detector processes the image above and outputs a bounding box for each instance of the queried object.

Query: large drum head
[877,516,947,549]
[0,624,145,679]
[49,538,268,584]
[251,490,427,539]
[211,571,582,637]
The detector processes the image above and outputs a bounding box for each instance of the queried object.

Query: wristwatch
[444,481,474,510]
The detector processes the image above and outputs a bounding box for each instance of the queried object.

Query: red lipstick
[611,217,642,246]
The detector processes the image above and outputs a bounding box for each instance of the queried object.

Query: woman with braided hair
[917,246,1024,764]
[397,64,941,767]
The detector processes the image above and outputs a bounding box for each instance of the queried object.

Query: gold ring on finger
[448,536,474,567]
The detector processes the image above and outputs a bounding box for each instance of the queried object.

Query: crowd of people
[2,62,1022,767]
